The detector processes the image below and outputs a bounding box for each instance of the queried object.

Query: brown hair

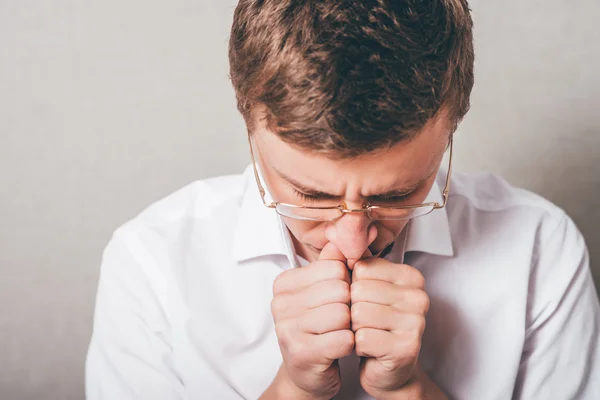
[229,0,474,157]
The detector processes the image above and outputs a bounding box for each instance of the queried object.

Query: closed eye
[292,189,337,202]
[368,192,414,205]
[378,194,410,202]
[293,189,414,204]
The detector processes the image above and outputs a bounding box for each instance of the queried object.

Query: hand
[350,256,431,399]
[265,243,354,400]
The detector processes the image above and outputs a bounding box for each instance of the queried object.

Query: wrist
[374,366,448,400]
[265,365,331,400]
[414,365,448,400]
[397,366,448,400]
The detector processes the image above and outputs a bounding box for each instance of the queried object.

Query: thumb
[347,245,374,271]
[318,241,347,263]
[318,242,350,286]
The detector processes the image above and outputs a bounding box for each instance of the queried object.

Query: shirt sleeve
[513,214,600,400]
[85,231,186,400]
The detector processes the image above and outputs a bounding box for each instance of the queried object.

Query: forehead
[253,116,449,194]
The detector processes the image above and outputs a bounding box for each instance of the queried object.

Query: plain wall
[1,1,598,399]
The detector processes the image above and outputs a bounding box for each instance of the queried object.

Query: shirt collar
[232,165,454,264]
[232,165,295,265]
[404,173,454,257]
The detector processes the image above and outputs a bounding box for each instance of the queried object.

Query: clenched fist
[263,242,353,399]
[351,256,439,399]
[262,242,446,400]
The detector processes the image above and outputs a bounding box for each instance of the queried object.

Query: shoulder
[445,171,569,235]
[102,170,250,279]
[444,171,592,302]
[443,171,587,263]
[114,172,247,241]
[448,171,565,220]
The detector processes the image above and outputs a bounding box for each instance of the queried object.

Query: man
[86,1,600,399]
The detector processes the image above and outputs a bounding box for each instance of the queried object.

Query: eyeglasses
[248,134,453,221]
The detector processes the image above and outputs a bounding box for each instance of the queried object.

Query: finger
[300,303,351,334]
[272,279,351,319]
[303,279,351,308]
[352,258,426,289]
[286,330,354,370]
[319,241,347,263]
[273,260,349,295]
[351,302,425,333]
[347,247,373,271]
[354,328,391,359]
[351,302,395,332]
[355,328,421,369]
[351,281,430,314]
[311,329,355,362]
[280,332,345,373]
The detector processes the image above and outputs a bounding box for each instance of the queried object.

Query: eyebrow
[273,167,434,200]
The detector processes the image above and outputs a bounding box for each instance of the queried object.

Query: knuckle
[399,319,425,358]
[417,291,431,314]
[274,323,286,341]
[389,318,425,362]
[414,316,427,335]
[270,296,287,318]
[353,260,368,279]
[405,314,426,336]
[409,268,426,289]
[272,272,288,295]
[421,292,431,314]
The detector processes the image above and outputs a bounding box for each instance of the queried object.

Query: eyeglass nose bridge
[339,207,370,213]
[337,204,374,218]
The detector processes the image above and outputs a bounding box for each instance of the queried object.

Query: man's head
[228,0,474,263]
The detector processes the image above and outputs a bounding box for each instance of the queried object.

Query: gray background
[1,1,598,399]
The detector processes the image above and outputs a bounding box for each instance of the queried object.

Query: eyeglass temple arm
[248,134,278,207]
[436,136,453,208]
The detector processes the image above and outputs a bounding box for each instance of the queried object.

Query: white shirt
[86,165,600,400]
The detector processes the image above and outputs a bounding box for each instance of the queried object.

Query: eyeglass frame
[247,133,454,221]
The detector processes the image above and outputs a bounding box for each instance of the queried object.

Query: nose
[325,212,378,269]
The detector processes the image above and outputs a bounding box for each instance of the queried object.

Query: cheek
[371,220,408,246]
[378,220,407,234]
[282,217,328,246]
